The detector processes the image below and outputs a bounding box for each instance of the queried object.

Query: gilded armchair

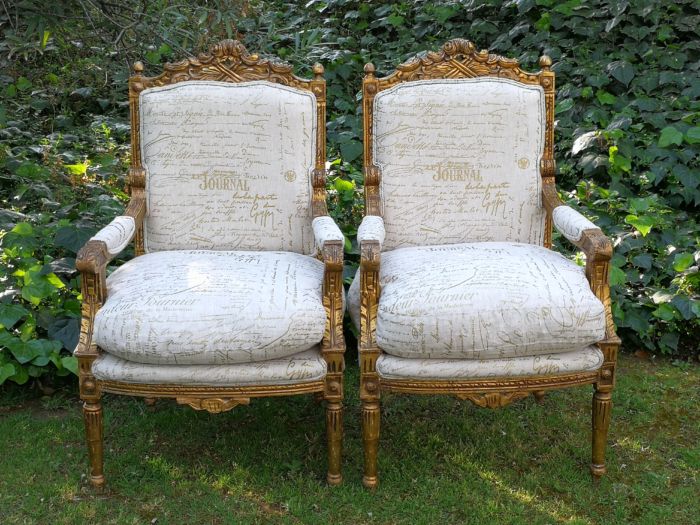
[74,40,346,489]
[348,39,620,488]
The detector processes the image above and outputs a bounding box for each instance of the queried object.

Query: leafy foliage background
[1,0,698,388]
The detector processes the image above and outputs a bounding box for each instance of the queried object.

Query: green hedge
[1,0,698,387]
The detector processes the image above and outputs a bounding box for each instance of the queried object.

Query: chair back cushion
[373,78,546,250]
[139,81,316,253]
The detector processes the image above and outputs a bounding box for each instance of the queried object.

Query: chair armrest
[76,198,145,275]
[314,216,345,365]
[312,215,344,252]
[543,185,619,343]
[358,215,385,250]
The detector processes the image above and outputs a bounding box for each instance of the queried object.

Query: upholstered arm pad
[552,206,599,243]
[358,215,385,249]
[312,216,344,251]
[90,216,136,255]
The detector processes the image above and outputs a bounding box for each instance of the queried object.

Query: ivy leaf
[60,356,79,375]
[609,266,626,286]
[54,226,94,254]
[672,253,695,272]
[607,60,635,86]
[625,214,655,236]
[340,140,363,163]
[555,98,574,114]
[685,127,700,144]
[658,126,683,147]
[0,304,28,329]
[0,363,16,385]
[595,90,616,105]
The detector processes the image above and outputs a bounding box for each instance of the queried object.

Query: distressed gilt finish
[74,40,345,490]
[359,39,620,488]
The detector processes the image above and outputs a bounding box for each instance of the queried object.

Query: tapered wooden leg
[591,388,612,479]
[326,400,343,485]
[533,390,546,404]
[83,399,105,491]
[362,400,380,489]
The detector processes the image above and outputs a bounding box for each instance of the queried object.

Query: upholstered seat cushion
[348,242,606,359]
[92,348,327,386]
[376,346,604,380]
[94,250,326,365]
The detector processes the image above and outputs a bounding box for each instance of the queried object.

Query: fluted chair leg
[533,390,546,404]
[591,387,612,480]
[83,399,105,491]
[326,400,343,485]
[362,400,380,489]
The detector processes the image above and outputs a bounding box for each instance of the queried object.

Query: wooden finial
[539,55,552,70]
[133,61,144,74]
[364,62,375,77]
[312,63,324,79]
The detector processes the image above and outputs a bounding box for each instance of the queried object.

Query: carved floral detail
[456,391,530,409]
[176,397,250,414]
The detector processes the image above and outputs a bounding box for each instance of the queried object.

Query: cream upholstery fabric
[373,78,546,250]
[139,81,317,254]
[93,348,326,386]
[358,215,386,247]
[312,216,344,251]
[348,242,606,359]
[552,206,599,243]
[91,216,135,255]
[376,345,603,380]
[94,250,326,365]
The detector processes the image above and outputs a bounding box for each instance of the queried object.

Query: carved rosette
[176,397,250,414]
[456,391,530,409]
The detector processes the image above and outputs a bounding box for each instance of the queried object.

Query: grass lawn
[1,352,698,525]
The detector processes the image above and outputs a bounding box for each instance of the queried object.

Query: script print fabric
[92,348,327,386]
[139,81,317,253]
[375,345,604,380]
[348,242,606,359]
[93,250,327,365]
[373,78,546,250]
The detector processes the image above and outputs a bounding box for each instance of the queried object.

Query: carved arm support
[74,197,145,358]
[358,216,385,398]
[313,217,346,390]
[542,186,619,345]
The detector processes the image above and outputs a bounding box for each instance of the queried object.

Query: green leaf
[9,364,29,385]
[606,60,635,86]
[10,222,33,236]
[555,98,574,114]
[652,303,676,321]
[333,178,354,192]
[0,304,28,329]
[595,90,616,105]
[64,162,89,176]
[672,253,695,272]
[658,126,683,147]
[41,30,50,49]
[60,356,79,375]
[54,226,94,254]
[0,363,15,385]
[609,266,626,286]
[340,140,363,163]
[625,214,654,236]
[15,76,32,92]
[684,127,700,144]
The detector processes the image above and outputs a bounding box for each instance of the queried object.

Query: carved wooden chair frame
[75,40,346,489]
[358,39,621,488]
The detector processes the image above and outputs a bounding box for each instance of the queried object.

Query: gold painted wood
[74,40,345,489]
[455,391,530,409]
[359,39,621,488]
[176,397,250,414]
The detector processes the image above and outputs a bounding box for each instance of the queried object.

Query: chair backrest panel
[139,80,316,253]
[373,78,546,249]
